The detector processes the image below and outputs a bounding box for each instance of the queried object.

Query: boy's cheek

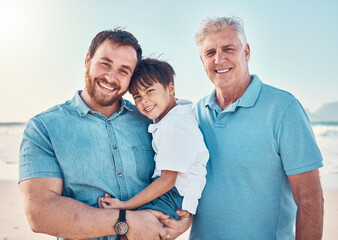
[135,103,143,113]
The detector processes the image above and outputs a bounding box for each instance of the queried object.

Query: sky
[1,0,338,122]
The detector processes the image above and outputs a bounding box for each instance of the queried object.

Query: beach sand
[0,180,336,240]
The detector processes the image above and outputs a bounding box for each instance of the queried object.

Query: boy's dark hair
[129,58,175,95]
[88,28,142,63]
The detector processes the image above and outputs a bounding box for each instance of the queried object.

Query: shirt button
[107,120,110,124]
[113,145,117,149]
[118,173,123,177]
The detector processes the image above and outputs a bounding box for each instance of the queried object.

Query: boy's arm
[101,170,178,209]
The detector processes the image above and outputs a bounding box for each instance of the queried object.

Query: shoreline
[1,180,337,240]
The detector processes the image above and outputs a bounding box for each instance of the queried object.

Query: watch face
[115,221,129,235]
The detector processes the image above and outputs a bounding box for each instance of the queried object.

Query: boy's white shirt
[148,99,209,214]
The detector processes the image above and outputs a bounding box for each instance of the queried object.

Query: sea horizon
[1,121,338,187]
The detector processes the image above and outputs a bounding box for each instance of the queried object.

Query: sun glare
[0,1,22,34]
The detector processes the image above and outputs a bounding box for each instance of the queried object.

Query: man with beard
[19,29,191,240]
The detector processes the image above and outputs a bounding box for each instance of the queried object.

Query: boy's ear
[168,82,175,95]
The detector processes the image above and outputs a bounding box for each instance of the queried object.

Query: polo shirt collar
[238,74,262,108]
[71,90,134,117]
[205,74,262,111]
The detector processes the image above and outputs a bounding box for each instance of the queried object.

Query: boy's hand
[98,193,125,209]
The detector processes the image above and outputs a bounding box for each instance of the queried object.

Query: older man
[191,17,323,240]
[19,29,190,240]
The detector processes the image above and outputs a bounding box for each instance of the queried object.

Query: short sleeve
[19,117,62,182]
[155,126,199,173]
[277,100,323,175]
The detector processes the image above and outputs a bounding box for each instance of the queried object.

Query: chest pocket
[132,145,155,181]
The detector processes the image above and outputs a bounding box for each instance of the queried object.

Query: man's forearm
[20,177,168,240]
[288,169,324,240]
[22,191,118,238]
[20,178,118,238]
[295,195,324,240]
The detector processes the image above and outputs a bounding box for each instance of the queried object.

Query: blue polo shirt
[19,91,154,240]
[190,75,323,240]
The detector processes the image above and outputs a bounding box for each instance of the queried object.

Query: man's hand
[159,210,192,240]
[126,210,169,240]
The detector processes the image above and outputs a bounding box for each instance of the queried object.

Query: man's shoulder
[30,99,74,124]
[259,83,299,110]
[261,83,296,102]
[255,82,308,123]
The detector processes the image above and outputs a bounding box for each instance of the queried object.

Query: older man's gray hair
[195,17,247,53]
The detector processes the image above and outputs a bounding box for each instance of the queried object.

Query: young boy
[99,58,209,220]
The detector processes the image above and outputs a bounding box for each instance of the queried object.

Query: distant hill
[306,101,338,122]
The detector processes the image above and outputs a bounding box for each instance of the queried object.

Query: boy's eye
[146,89,154,94]
[133,95,140,100]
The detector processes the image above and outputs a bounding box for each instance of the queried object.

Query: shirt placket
[105,119,129,201]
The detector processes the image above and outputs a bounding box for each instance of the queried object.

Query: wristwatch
[114,209,128,239]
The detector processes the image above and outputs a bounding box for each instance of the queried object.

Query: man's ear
[85,52,91,69]
[168,82,175,95]
[200,55,205,66]
[245,43,250,62]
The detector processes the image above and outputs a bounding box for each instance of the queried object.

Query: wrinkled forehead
[200,27,245,54]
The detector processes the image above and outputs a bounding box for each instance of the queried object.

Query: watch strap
[118,209,126,221]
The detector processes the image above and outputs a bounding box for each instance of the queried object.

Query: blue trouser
[137,186,183,220]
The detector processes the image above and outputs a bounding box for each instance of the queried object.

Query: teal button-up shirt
[19,91,154,240]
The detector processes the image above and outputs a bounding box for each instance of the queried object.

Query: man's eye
[206,51,215,57]
[102,62,109,67]
[225,48,234,52]
[120,70,129,76]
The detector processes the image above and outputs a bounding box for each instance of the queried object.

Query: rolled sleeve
[19,117,62,182]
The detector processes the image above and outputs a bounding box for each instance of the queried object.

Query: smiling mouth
[145,105,155,112]
[215,68,231,74]
[98,82,116,91]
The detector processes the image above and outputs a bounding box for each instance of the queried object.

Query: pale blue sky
[1,0,337,122]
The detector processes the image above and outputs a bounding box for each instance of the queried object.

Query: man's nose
[105,70,118,82]
[214,51,225,64]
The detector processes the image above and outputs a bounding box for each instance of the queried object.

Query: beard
[84,66,127,107]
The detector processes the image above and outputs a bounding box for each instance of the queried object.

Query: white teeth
[98,82,115,91]
[145,106,154,112]
[217,69,230,73]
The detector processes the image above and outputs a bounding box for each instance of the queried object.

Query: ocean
[1,122,337,188]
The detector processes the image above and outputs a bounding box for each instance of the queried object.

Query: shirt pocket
[132,145,155,181]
